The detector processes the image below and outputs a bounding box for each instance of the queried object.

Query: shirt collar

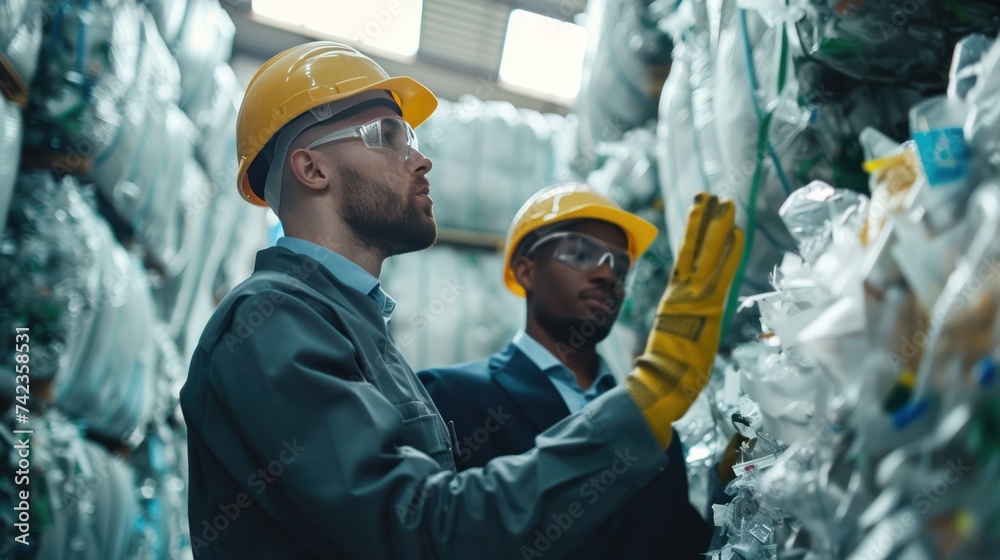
[275,236,395,323]
[511,330,616,389]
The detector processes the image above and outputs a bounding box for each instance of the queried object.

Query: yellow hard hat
[503,183,659,297]
[236,41,438,208]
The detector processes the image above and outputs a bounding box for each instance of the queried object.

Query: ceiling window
[252,0,423,56]
[498,9,588,100]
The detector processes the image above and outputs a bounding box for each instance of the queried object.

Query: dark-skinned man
[419,184,741,559]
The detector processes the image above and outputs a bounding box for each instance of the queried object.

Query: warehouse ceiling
[220,0,589,113]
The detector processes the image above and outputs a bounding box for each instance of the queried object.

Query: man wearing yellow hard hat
[419,183,738,559]
[180,41,743,559]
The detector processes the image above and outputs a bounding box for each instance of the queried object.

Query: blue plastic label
[912,127,971,187]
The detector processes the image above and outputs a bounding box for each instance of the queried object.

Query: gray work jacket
[180,247,668,559]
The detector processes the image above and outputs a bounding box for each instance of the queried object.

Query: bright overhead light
[252,0,423,57]
[499,9,589,101]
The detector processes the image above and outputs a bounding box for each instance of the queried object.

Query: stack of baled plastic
[0,0,253,556]
[416,96,578,235]
[575,0,673,172]
[0,173,157,557]
[652,0,1000,346]
[684,32,1000,560]
[0,0,38,232]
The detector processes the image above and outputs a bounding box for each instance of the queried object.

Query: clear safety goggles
[305,116,419,161]
[528,231,631,279]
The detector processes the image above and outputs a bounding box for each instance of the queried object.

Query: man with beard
[419,184,739,559]
[180,41,744,559]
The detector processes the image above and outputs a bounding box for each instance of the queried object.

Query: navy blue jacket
[418,343,713,560]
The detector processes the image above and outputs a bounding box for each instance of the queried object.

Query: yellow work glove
[624,194,744,449]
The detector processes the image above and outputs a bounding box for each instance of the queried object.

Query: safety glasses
[305,116,419,161]
[527,231,631,279]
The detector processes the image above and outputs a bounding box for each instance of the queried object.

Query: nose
[409,148,432,175]
[589,255,620,286]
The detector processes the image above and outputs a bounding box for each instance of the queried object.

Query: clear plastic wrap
[140,0,188,46]
[778,180,868,265]
[91,11,183,234]
[54,228,156,446]
[913,182,1000,403]
[173,0,235,120]
[575,0,673,169]
[148,157,211,350]
[0,173,103,382]
[193,63,241,176]
[32,409,146,560]
[23,0,143,160]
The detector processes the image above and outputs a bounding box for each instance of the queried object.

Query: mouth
[414,181,431,197]
[580,291,617,311]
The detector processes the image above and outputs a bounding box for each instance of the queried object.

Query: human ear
[288,148,331,192]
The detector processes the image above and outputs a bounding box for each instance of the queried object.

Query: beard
[338,164,437,256]
[534,303,617,349]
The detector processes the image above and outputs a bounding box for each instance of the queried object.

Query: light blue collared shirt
[511,330,617,413]
[275,237,396,324]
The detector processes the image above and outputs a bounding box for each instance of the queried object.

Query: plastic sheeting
[653,1,955,344]
[23,0,144,158]
[0,173,157,444]
[141,0,188,46]
[678,33,1000,558]
[417,96,578,235]
[30,409,146,560]
[173,0,235,121]
[576,0,674,170]
[0,173,104,383]
[90,10,183,236]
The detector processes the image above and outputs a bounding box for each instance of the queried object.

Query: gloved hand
[624,193,744,449]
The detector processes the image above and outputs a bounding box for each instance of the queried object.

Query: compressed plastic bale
[176,163,247,360]
[0,97,21,233]
[90,83,149,221]
[150,157,211,345]
[91,10,180,230]
[194,62,241,176]
[173,0,235,120]
[55,224,156,445]
[655,39,703,256]
[794,0,1000,91]
[130,416,187,559]
[0,0,43,104]
[136,8,182,105]
[141,104,198,282]
[33,409,144,560]
[23,0,143,159]
[576,0,673,168]
[140,0,188,46]
[0,173,104,383]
